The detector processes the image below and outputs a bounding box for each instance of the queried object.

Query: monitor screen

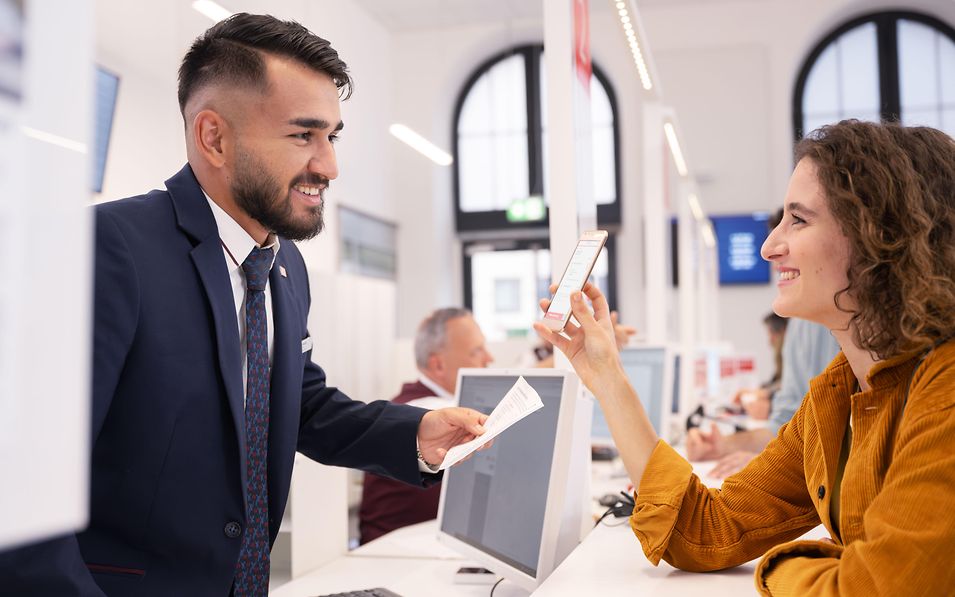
[710,213,771,285]
[439,374,565,578]
[93,66,119,193]
[594,348,680,444]
[619,347,671,436]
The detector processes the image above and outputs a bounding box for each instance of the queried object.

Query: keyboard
[313,588,403,597]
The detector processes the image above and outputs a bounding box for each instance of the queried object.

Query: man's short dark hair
[177,12,352,118]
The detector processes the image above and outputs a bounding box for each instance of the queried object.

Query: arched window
[453,45,621,230]
[793,11,955,140]
[454,45,620,339]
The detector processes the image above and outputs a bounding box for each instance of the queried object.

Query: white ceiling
[351,0,603,32]
[348,0,768,32]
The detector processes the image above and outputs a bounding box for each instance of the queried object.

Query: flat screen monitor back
[437,369,586,592]
[619,346,676,438]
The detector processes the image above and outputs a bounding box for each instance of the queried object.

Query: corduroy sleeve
[630,402,819,572]
[756,359,955,596]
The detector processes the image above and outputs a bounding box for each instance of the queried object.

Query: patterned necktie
[234,246,274,596]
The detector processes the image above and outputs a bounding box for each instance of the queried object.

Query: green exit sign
[506,195,546,222]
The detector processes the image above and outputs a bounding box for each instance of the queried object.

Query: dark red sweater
[358,380,444,544]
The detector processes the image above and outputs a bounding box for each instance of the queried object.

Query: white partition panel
[0,0,93,550]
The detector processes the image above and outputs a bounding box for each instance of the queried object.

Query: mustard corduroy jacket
[630,340,955,595]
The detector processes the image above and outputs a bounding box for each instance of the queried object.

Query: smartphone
[541,229,608,331]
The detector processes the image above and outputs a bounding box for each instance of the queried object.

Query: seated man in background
[359,308,493,544]
[687,317,839,477]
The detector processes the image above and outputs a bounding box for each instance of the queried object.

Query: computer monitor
[618,346,678,440]
[710,213,772,285]
[93,66,119,193]
[437,368,590,592]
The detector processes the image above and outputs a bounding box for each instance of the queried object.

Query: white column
[677,182,696,350]
[642,101,668,343]
[543,0,596,277]
[543,0,596,362]
[543,0,595,545]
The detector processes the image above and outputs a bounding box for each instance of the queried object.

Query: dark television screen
[93,67,119,193]
[710,213,771,285]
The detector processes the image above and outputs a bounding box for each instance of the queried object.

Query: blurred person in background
[359,308,493,544]
[732,311,789,421]
[688,318,839,477]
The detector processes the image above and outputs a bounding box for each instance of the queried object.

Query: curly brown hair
[794,120,955,359]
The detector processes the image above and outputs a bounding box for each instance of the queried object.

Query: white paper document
[439,376,544,470]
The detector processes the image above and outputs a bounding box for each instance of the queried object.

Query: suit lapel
[166,165,249,496]
[191,240,247,484]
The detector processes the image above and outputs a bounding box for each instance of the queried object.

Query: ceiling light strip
[701,222,717,248]
[192,0,233,23]
[688,193,705,221]
[21,126,88,154]
[389,123,453,166]
[614,0,653,90]
[663,122,688,177]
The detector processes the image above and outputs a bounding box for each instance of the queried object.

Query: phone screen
[544,237,604,324]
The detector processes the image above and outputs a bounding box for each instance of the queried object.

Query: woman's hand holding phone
[533,282,624,393]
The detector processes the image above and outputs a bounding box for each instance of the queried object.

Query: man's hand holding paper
[438,376,544,470]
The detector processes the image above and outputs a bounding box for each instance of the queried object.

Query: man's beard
[232,148,326,242]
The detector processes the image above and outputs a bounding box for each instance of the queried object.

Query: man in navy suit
[0,13,486,596]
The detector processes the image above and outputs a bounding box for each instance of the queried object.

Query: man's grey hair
[414,307,473,369]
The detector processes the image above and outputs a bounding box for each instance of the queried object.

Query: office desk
[272,453,824,597]
[534,520,827,596]
[271,520,530,597]
[272,518,826,597]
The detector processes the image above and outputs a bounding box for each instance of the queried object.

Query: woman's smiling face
[761,158,854,329]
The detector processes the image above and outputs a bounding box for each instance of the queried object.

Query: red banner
[573,0,592,92]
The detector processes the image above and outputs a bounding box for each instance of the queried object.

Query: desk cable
[594,491,635,527]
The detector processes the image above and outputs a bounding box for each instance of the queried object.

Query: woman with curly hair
[535,120,955,595]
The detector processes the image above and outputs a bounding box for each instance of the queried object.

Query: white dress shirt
[407,374,457,410]
[204,192,279,404]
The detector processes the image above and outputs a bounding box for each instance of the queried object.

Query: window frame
[461,235,619,314]
[792,10,955,141]
[452,44,622,231]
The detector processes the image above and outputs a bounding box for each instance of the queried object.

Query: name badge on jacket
[301,336,313,353]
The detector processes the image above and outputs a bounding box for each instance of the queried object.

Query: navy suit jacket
[0,165,428,596]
